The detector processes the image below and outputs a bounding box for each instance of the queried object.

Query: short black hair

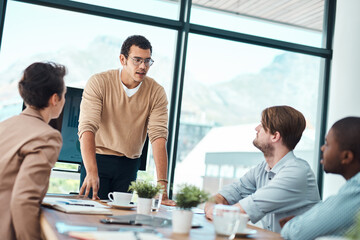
[120,35,152,58]
[331,117,360,162]
[18,62,66,109]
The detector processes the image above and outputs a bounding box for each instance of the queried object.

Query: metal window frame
[0,0,336,199]
[315,0,336,198]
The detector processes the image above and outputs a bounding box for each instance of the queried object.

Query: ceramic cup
[108,192,132,205]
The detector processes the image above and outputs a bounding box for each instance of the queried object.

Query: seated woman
[0,62,67,240]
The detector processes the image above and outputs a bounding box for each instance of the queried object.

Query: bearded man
[204,105,320,233]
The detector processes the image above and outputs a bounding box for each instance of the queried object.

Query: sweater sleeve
[147,85,168,143]
[78,74,104,139]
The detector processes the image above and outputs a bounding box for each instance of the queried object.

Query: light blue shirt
[281,172,360,240]
[219,151,320,233]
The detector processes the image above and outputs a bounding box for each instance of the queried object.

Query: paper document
[68,231,168,240]
[42,197,112,215]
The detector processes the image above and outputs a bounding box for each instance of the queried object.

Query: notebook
[42,197,112,215]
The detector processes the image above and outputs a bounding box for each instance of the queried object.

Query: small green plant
[175,184,209,210]
[347,211,360,239]
[128,180,162,199]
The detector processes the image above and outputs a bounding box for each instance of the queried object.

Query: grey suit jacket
[0,107,62,240]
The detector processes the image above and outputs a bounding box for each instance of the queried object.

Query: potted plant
[128,180,162,215]
[172,184,209,234]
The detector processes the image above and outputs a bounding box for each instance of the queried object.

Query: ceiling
[191,0,325,31]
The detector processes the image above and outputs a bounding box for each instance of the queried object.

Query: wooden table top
[40,199,283,240]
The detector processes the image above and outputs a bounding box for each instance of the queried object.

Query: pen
[66,203,95,207]
[100,219,143,226]
[57,201,95,207]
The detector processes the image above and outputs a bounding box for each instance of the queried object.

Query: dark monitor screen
[23,86,147,169]
[55,87,83,164]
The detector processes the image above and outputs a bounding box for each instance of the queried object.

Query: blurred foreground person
[0,62,67,240]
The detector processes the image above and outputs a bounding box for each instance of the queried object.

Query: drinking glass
[213,204,240,240]
[152,191,163,212]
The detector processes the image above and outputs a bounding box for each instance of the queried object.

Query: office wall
[323,0,360,199]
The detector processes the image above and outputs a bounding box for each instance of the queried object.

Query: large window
[0,0,332,197]
[174,34,322,195]
[0,0,177,193]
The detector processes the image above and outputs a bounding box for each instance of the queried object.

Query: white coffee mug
[108,192,132,205]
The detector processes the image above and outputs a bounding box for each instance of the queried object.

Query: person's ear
[119,54,127,66]
[48,93,59,107]
[341,150,354,165]
[272,131,281,143]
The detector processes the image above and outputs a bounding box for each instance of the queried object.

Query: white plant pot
[137,197,153,215]
[172,209,193,234]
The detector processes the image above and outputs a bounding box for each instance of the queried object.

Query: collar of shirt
[21,107,45,122]
[264,151,295,174]
[348,171,360,183]
[119,68,142,97]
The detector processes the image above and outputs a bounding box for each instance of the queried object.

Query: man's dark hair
[261,105,306,150]
[18,62,66,109]
[120,35,152,58]
[331,117,360,162]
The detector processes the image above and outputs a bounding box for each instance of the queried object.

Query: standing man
[281,117,360,240]
[204,105,320,233]
[78,35,174,205]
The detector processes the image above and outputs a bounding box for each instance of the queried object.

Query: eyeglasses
[129,57,154,67]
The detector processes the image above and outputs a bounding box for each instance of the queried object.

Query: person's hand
[204,201,215,220]
[279,215,295,228]
[161,194,176,206]
[79,172,100,200]
[156,180,175,206]
[233,203,247,214]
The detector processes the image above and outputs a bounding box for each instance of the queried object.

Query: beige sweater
[78,69,168,159]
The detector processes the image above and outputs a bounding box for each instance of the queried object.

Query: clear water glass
[151,191,163,212]
[213,204,240,240]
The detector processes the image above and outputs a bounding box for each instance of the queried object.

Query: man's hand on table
[161,196,176,206]
[157,180,176,206]
[79,173,100,200]
[204,202,215,220]
[204,194,230,220]
[160,189,176,206]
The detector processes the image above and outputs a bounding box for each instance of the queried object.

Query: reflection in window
[173,34,322,194]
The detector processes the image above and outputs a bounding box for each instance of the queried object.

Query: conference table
[40,196,283,240]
